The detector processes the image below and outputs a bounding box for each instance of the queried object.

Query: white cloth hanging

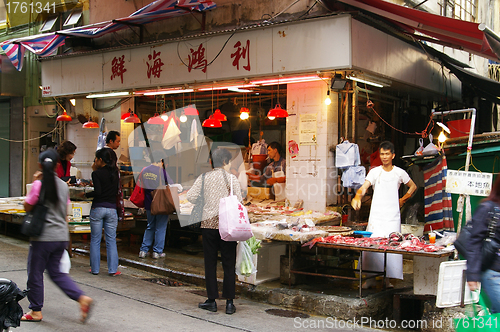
[335,140,361,169]
[161,116,181,150]
[190,119,198,150]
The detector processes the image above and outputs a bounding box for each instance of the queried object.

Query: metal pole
[431,108,476,234]
[352,85,357,142]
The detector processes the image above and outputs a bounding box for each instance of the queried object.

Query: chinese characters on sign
[110,55,127,84]
[231,40,250,71]
[188,44,207,73]
[446,170,493,197]
[147,50,164,79]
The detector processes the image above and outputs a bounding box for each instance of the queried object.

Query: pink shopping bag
[219,176,253,242]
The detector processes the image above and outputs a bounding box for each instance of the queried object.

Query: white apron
[362,166,406,279]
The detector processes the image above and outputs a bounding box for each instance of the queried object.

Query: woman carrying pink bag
[187,148,242,315]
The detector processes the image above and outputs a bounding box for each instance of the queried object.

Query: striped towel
[423,155,454,233]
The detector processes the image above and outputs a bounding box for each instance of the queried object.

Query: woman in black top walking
[85,148,120,276]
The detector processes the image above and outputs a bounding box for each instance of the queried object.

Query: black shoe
[226,302,236,315]
[198,300,217,312]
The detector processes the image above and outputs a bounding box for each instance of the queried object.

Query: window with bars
[439,0,477,22]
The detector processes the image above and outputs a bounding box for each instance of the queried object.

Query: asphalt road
[0,234,378,332]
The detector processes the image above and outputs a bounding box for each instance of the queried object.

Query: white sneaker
[152,252,166,259]
[138,251,147,258]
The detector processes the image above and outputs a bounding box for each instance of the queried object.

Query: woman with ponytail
[85,148,120,276]
[22,149,93,323]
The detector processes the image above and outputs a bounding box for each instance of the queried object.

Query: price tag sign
[72,207,83,220]
[446,170,493,197]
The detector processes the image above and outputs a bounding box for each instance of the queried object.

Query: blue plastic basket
[353,231,373,238]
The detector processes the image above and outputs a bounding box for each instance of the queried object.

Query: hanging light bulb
[268,115,276,120]
[324,90,331,105]
[69,99,76,107]
[82,116,99,128]
[438,131,447,143]
[180,114,187,123]
[240,107,250,120]
[56,110,72,122]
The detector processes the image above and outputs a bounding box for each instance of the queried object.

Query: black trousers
[201,228,237,300]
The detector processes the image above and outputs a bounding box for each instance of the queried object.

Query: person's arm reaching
[399,179,417,207]
[351,180,371,210]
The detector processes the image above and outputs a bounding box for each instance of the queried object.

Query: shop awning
[335,0,500,62]
[441,60,500,104]
[0,0,216,71]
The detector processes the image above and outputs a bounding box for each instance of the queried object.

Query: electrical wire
[362,85,435,138]
[0,122,60,143]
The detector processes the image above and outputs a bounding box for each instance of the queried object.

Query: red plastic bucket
[447,119,471,138]
[252,154,267,173]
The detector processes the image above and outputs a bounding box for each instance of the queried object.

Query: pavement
[0,234,382,332]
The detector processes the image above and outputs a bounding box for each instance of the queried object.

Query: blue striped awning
[0,0,216,71]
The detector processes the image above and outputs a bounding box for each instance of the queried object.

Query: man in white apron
[351,141,417,288]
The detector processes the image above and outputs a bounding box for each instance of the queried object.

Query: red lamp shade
[124,114,141,123]
[147,113,165,124]
[212,109,227,121]
[267,104,289,118]
[202,115,222,128]
[56,110,72,122]
[184,105,199,116]
[121,112,131,120]
[82,118,99,128]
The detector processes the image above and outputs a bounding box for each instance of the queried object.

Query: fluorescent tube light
[86,92,130,98]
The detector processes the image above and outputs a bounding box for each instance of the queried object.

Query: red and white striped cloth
[423,154,454,233]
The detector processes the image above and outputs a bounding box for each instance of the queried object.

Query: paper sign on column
[446,170,493,197]
[299,113,317,145]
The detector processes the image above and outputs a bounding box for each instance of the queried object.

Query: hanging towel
[335,140,361,169]
[161,115,181,150]
[190,119,198,150]
[423,154,454,233]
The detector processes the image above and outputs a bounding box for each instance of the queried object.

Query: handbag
[151,164,179,215]
[454,292,500,332]
[188,173,205,226]
[219,172,253,242]
[21,186,48,237]
[130,173,145,208]
[454,203,500,271]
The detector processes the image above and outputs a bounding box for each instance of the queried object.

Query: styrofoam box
[436,260,479,308]
[238,242,286,285]
[67,202,92,216]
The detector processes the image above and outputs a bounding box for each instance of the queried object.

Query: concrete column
[286,81,338,212]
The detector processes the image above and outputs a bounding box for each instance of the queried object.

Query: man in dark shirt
[262,141,286,186]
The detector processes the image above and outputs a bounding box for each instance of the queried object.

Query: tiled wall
[286,81,338,212]
[67,100,125,180]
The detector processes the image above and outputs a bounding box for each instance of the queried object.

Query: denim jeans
[90,207,118,274]
[481,269,500,313]
[140,210,169,254]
